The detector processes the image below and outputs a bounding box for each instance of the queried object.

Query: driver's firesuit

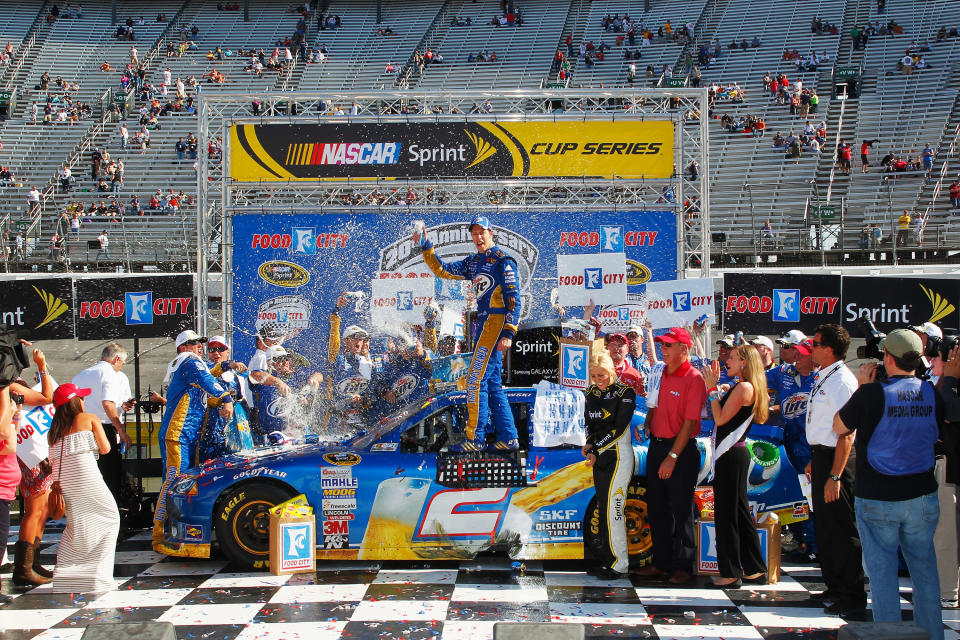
[154,354,233,549]
[584,380,637,574]
[324,311,373,429]
[420,236,521,449]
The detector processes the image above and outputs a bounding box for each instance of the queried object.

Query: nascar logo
[285,142,401,166]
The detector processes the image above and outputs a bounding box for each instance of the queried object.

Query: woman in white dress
[47,383,120,593]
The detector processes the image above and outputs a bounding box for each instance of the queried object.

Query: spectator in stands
[70,213,81,237]
[58,166,73,193]
[897,210,912,246]
[948,180,960,210]
[96,230,109,260]
[922,144,934,171]
[901,53,914,74]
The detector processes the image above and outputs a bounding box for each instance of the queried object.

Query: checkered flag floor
[2,527,959,640]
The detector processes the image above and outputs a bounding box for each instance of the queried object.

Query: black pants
[646,437,699,573]
[97,423,124,504]
[0,499,8,559]
[811,445,865,603]
[714,446,766,578]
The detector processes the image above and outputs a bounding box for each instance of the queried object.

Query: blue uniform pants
[466,313,518,444]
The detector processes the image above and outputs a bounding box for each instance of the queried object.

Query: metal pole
[133,336,143,495]
[244,0,249,22]
[377,0,382,24]
[111,0,117,25]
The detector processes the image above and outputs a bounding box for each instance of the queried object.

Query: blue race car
[158,388,808,570]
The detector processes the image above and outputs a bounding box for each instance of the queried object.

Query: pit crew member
[414,215,521,452]
[198,335,250,461]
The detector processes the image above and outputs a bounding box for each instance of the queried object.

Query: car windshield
[342,397,435,449]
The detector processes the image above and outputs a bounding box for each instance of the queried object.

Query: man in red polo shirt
[634,327,706,584]
[606,333,645,396]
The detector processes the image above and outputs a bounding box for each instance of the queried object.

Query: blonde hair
[589,352,617,383]
[736,345,769,424]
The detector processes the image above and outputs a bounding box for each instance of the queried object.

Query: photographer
[912,322,946,380]
[936,343,960,609]
[834,329,946,639]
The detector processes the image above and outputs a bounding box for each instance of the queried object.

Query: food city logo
[558,269,625,291]
[255,295,312,338]
[378,221,538,316]
[559,228,659,248]
[725,290,838,321]
[78,294,191,322]
[250,230,350,252]
[258,261,310,287]
[843,281,957,325]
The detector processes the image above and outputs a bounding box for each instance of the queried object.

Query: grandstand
[0,0,957,271]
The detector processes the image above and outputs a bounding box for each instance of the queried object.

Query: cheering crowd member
[415,216,521,452]
[702,345,769,587]
[153,330,234,553]
[325,297,373,431]
[805,324,865,615]
[835,329,946,639]
[604,333,645,396]
[636,327,706,584]
[582,352,636,579]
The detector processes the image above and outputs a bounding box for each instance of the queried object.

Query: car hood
[194,440,354,477]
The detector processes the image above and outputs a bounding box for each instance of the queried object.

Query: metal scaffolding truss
[197,89,710,334]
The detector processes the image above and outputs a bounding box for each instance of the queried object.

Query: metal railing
[0,0,50,91]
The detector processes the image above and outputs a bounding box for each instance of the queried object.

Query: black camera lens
[11,393,24,405]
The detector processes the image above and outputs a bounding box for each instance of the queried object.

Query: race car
[158,388,809,570]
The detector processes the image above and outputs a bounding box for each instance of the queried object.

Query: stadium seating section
[0,0,958,267]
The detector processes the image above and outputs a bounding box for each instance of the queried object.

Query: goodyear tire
[583,479,653,569]
[214,482,296,571]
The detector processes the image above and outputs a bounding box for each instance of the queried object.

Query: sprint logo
[32,286,68,328]
[464,130,497,168]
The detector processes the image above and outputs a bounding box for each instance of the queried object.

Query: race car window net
[436,450,528,489]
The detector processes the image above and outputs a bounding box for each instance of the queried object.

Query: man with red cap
[635,327,706,584]
[605,333,645,396]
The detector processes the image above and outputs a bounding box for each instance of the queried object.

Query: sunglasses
[185,340,201,346]
[208,346,228,353]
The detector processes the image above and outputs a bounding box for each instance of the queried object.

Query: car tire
[583,478,653,569]
[214,482,297,571]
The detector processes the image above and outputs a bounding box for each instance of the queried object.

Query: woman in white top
[47,383,120,593]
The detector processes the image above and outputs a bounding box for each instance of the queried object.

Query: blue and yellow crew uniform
[421,236,521,449]
[370,350,432,418]
[324,311,373,429]
[198,365,252,462]
[154,354,233,550]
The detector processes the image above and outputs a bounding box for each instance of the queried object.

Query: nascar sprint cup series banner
[231,212,677,368]
[229,120,674,180]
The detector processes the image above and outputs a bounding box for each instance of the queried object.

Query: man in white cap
[326,293,374,429]
[912,322,944,379]
[750,336,777,370]
[249,325,290,396]
[776,329,808,365]
[154,330,235,553]
[626,324,651,377]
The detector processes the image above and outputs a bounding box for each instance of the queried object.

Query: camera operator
[912,322,946,380]
[834,329,946,638]
[935,343,960,609]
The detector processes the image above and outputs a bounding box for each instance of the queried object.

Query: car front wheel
[214,482,297,571]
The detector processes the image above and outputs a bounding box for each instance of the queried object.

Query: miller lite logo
[781,392,809,420]
[336,375,368,397]
[391,374,420,400]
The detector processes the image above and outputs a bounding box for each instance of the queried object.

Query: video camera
[924,332,960,361]
[854,316,888,380]
[0,324,29,389]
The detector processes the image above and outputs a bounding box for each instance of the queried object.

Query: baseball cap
[880,329,923,358]
[910,322,943,340]
[793,339,814,356]
[716,334,736,348]
[469,215,492,231]
[627,324,644,336]
[175,330,207,348]
[53,383,91,408]
[605,333,628,344]
[207,334,230,349]
[266,345,289,361]
[751,336,774,351]
[343,325,369,339]
[655,327,693,347]
[776,329,808,345]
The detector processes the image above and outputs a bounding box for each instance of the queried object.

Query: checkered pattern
[2,528,960,640]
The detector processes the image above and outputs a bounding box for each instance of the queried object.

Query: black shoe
[593,566,628,580]
[742,574,768,585]
[824,599,866,616]
[808,590,839,602]
[791,550,817,564]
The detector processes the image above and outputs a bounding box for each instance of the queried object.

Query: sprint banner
[0,278,75,340]
[229,120,674,181]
